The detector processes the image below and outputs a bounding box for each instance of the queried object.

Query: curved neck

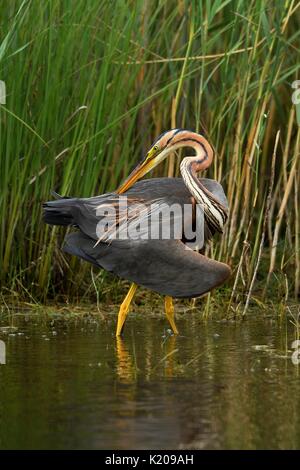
[158,131,213,171]
[180,157,228,233]
[157,132,227,232]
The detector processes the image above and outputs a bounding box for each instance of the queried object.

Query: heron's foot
[164,296,179,335]
[116,283,137,336]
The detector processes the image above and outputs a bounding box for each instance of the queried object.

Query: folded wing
[64,232,231,298]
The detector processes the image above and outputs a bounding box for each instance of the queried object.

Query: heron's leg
[116,283,138,336]
[164,296,179,335]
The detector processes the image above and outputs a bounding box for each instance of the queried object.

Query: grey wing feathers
[44,177,230,297]
[63,232,231,298]
[120,177,228,209]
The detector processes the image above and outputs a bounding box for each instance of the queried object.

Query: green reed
[0,0,299,308]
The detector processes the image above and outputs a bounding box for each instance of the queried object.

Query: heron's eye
[153,145,159,152]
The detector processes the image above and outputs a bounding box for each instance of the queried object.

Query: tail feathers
[43,198,77,226]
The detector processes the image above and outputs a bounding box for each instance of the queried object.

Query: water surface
[0,310,299,449]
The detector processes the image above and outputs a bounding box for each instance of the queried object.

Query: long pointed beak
[116,149,158,194]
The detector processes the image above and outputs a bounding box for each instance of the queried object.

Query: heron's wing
[50,177,227,244]
[199,178,228,209]
[98,195,199,246]
[121,177,228,209]
[96,178,227,245]
[63,232,231,298]
[77,178,226,243]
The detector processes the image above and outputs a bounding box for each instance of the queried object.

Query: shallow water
[0,310,299,449]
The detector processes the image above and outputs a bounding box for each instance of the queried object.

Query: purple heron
[43,129,231,336]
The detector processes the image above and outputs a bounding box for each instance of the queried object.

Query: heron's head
[117,129,212,194]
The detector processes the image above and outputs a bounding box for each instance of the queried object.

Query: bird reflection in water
[115,334,178,383]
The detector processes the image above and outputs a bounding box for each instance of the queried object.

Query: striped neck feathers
[180,157,228,233]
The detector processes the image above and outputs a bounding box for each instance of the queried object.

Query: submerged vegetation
[0,0,299,313]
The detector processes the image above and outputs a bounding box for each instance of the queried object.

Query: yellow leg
[164,296,179,335]
[116,283,137,336]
